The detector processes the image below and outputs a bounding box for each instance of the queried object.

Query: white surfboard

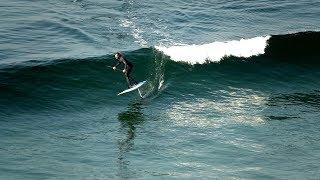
[117,80,147,96]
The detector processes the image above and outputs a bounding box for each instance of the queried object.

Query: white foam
[156,36,270,64]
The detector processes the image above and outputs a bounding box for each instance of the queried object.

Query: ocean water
[1,0,320,179]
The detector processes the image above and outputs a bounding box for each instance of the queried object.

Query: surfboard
[117,80,147,96]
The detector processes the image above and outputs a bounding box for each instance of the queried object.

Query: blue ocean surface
[1,0,320,179]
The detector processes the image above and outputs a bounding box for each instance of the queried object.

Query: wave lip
[265,31,320,58]
[156,36,270,64]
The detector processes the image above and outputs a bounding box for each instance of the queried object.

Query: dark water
[1,0,320,179]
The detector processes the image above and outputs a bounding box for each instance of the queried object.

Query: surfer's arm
[112,61,121,70]
[114,62,121,68]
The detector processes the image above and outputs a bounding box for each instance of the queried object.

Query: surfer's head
[114,52,122,60]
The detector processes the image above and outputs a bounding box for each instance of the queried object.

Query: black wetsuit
[114,56,136,87]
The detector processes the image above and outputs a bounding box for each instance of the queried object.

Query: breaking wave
[156,31,320,64]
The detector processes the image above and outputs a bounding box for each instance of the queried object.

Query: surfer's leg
[126,67,137,87]
[129,76,137,86]
[127,76,137,87]
[125,76,131,88]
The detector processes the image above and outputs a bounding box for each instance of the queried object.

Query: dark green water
[1,0,320,179]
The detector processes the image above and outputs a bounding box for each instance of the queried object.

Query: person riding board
[113,52,137,87]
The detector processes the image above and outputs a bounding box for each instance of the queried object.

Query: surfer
[113,52,136,87]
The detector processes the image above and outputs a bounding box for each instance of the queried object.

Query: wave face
[156,31,320,64]
[1,31,320,112]
[1,31,319,112]
[0,48,167,112]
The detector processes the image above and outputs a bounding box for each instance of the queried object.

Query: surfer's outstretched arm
[113,61,121,69]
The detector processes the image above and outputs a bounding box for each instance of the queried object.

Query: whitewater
[156,36,270,64]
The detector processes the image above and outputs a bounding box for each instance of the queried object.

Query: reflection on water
[117,101,145,179]
[166,87,267,127]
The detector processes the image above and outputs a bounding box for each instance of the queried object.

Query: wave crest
[156,36,270,64]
